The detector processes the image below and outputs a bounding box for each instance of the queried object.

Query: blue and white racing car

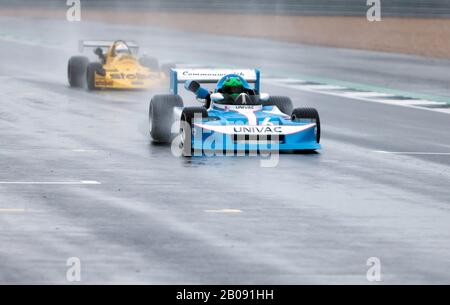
[148,69,321,156]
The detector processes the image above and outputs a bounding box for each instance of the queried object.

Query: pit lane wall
[1,0,450,58]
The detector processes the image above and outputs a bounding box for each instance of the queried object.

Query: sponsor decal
[96,81,113,86]
[213,103,262,112]
[110,73,150,80]
[233,126,282,134]
[182,70,245,77]
[175,69,257,82]
[193,123,316,135]
[234,105,256,110]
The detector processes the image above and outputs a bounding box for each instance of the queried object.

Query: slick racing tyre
[180,107,208,157]
[139,56,159,71]
[263,96,293,115]
[86,62,104,91]
[149,94,183,143]
[291,107,321,143]
[68,56,89,88]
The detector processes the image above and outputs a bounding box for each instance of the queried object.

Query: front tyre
[86,62,103,91]
[263,96,293,115]
[149,94,183,143]
[68,56,89,88]
[180,107,208,157]
[291,107,321,143]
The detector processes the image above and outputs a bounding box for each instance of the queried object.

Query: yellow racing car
[68,40,173,90]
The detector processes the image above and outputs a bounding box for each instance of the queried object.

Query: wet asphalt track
[0,16,450,284]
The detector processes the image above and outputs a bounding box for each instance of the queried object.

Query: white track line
[266,79,450,114]
[273,82,401,104]
[0,180,101,185]
[301,85,344,90]
[430,108,450,114]
[0,208,25,213]
[340,92,392,98]
[375,99,446,106]
[374,150,450,155]
[204,209,242,213]
[71,149,98,152]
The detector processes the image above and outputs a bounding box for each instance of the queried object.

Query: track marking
[374,150,450,155]
[375,99,445,106]
[428,108,450,114]
[301,85,344,91]
[204,209,242,213]
[0,181,101,185]
[0,208,25,213]
[266,78,450,114]
[72,149,98,153]
[340,92,392,98]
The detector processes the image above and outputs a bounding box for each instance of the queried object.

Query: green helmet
[222,77,245,97]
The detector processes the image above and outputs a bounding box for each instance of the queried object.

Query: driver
[221,76,245,98]
[113,43,131,57]
[185,75,254,107]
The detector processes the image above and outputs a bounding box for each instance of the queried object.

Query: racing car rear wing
[78,40,139,53]
[170,68,260,95]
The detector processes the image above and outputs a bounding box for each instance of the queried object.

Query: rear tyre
[291,107,321,143]
[68,56,89,88]
[86,62,104,91]
[140,56,159,71]
[149,94,183,143]
[263,96,293,115]
[180,107,208,157]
